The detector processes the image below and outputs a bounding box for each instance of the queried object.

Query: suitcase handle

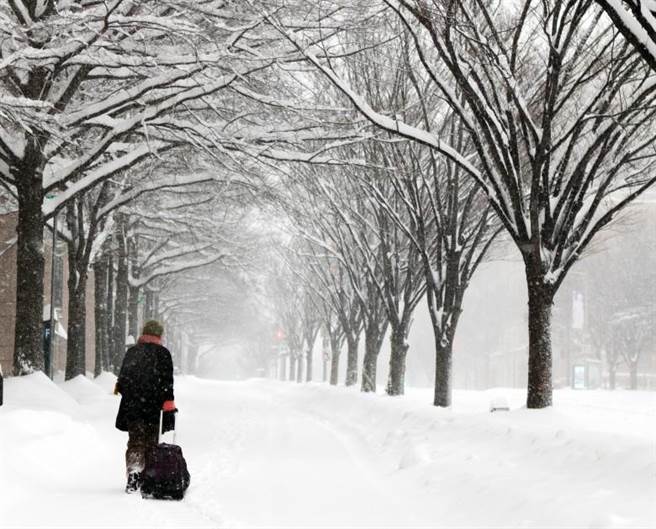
[159,410,177,445]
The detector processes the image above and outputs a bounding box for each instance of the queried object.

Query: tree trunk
[345,335,359,386]
[629,363,638,390]
[608,363,616,390]
[433,337,453,407]
[426,247,465,407]
[128,284,140,340]
[525,263,554,409]
[113,234,129,374]
[93,259,108,377]
[105,254,115,372]
[305,347,313,382]
[329,334,340,386]
[387,326,409,396]
[13,168,45,375]
[144,290,154,320]
[361,324,385,392]
[65,280,87,380]
[296,354,303,383]
[152,291,160,320]
[289,354,297,382]
[429,302,461,408]
[322,332,329,383]
[329,353,339,385]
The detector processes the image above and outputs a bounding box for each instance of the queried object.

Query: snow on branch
[258,6,488,187]
[42,141,169,217]
[597,0,656,71]
[95,172,233,220]
[131,253,227,288]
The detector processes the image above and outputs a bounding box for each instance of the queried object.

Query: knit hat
[142,320,164,337]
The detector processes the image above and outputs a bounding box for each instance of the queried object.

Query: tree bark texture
[329,333,341,386]
[387,327,409,396]
[152,292,160,320]
[144,290,156,320]
[525,263,554,409]
[433,337,453,407]
[361,325,385,392]
[128,285,140,340]
[321,332,329,383]
[113,231,129,374]
[13,160,45,375]
[105,254,115,371]
[329,352,339,385]
[327,328,344,386]
[345,335,359,387]
[64,213,93,381]
[305,347,313,382]
[65,279,87,380]
[93,259,108,377]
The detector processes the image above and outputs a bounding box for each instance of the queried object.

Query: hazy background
[195,202,656,392]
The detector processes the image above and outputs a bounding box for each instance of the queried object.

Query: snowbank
[93,371,118,394]
[274,383,656,529]
[0,375,653,528]
[0,374,105,525]
[0,373,213,528]
[59,374,108,404]
[2,372,79,412]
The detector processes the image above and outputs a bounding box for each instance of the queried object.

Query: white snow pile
[0,372,210,529]
[274,383,656,528]
[61,374,108,404]
[93,370,120,395]
[0,374,654,529]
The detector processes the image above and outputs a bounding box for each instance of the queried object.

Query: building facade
[0,211,96,378]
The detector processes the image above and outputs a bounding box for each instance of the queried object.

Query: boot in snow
[125,472,142,494]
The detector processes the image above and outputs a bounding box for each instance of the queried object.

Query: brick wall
[0,212,96,377]
[0,213,17,375]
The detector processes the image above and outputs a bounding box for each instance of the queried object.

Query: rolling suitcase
[141,411,190,500]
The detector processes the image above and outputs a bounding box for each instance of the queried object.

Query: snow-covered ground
[0,374,654,528]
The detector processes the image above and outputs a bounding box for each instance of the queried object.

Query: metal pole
[47,210,57,379]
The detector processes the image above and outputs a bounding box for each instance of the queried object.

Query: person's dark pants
[126,422,159,476]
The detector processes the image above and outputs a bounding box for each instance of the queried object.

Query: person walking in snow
[114,320,177,493]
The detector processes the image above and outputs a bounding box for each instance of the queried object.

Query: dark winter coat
[115,342,174,432]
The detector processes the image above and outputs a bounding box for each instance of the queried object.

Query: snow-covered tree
[0,0,278,374]
[268,258,305,381]
[270,0,656,407]
[328,26,500,404]
[313,167,426,396]
[596,0,656,70]
[576,216,656,389]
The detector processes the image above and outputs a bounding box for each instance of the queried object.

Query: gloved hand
[162,400,177,412]
[113,383,120,396]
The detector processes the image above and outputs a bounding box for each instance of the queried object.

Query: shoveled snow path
[1,375,438,528]
[181,378,438,528]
